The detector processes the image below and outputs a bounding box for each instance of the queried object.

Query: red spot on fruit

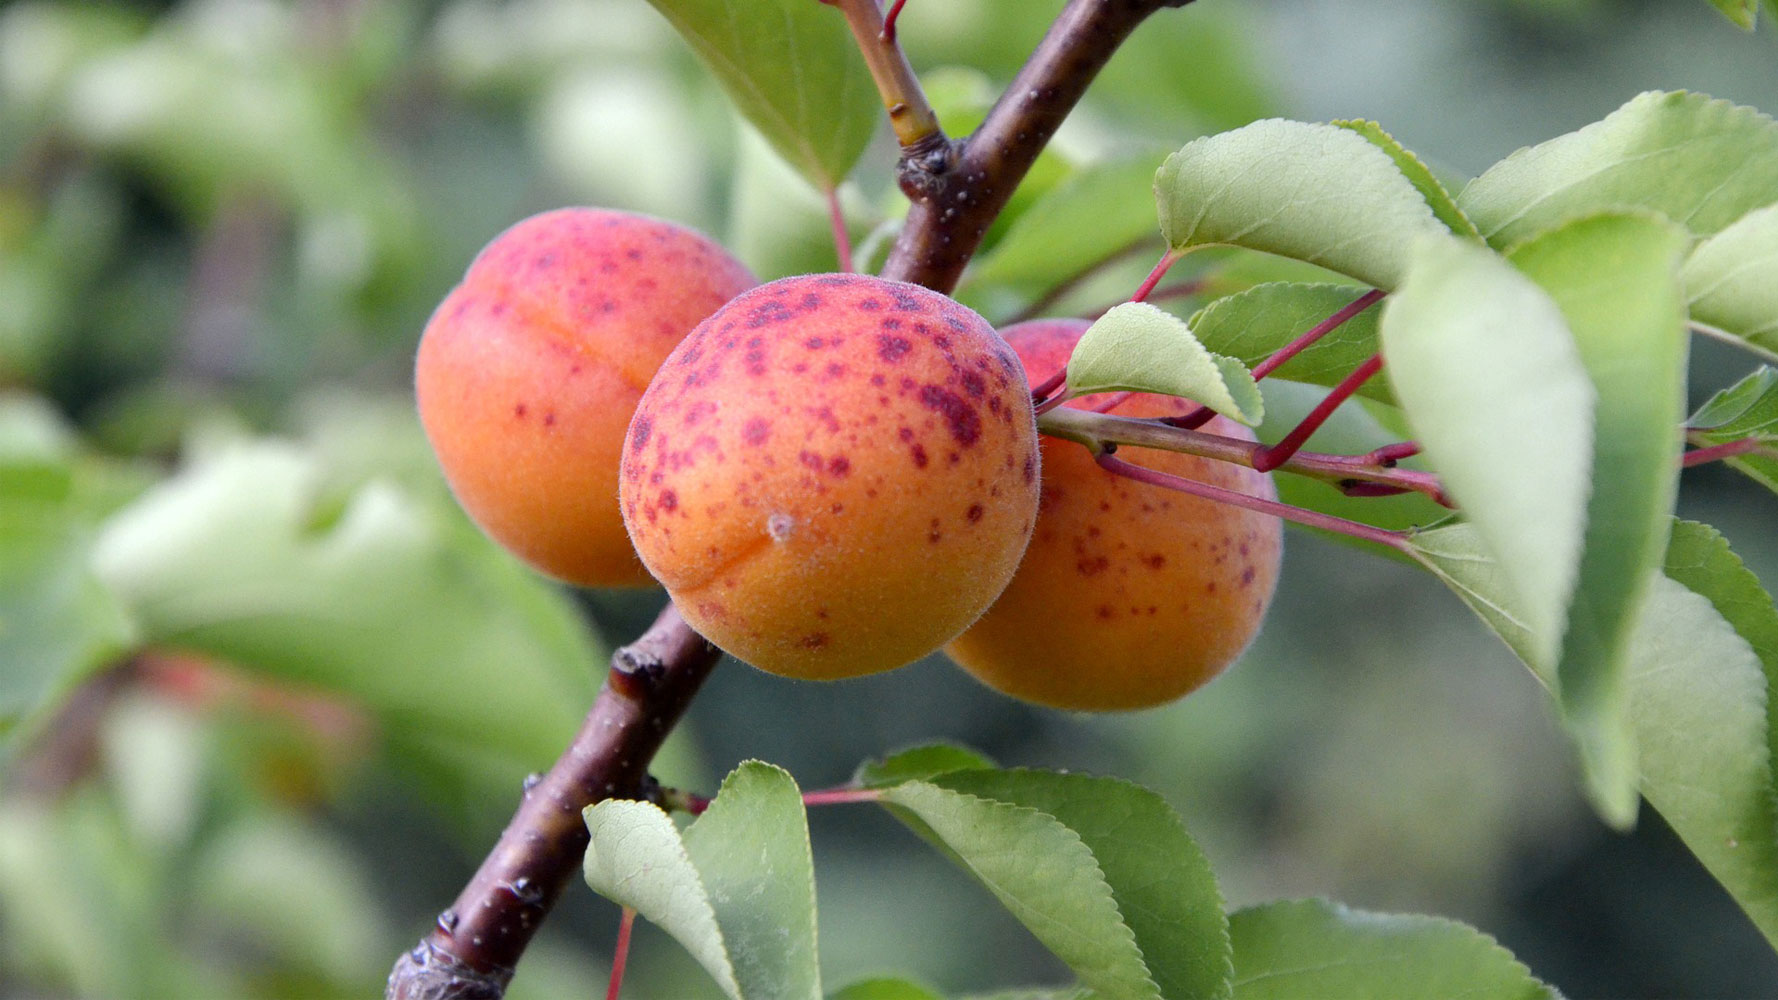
[800,633,830,649]
[514,403,528,419]
[632,416,651,447]
[743,418,771,445]
[878,334,912,362]
[660,490,677,512]
[967,503,984,522]
[911,444,929,468]
[828,456,851,477]
[919,385,980,446]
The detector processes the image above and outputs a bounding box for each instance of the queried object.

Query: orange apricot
[944,317,1283,710]
[620,274,1041,680]
[415,207,754,587]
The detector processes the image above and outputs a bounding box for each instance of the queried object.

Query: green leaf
[1331,120,1480,239]
[1410,519,1778,947]
[584,762,821,1000]
[1155,119,1450,289]
[1683,203,1778,359]
[682,762,822,1000]
[854,743,996,789]
[584,799,741,999]
[1381,236,1594,672]
[644,0,878,191]
[880,779,1160,1000]
[1408,523,1540,673]
[829,978,944,1000]
[1649,522,1778,947]
[1067,303,1263,426]
[964,156,1164,296]
[1506,212,1691,829]
[1227,899,1557,1000]
[1188,283,1389,404]
[929,770,1231,1000]
[1458,91,1778,249]
[1689,367,1778,494]
[1703,0,1759,29]
[89,442,598,789]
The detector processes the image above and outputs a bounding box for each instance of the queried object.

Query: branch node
[897,134,958,202]
[388,940,513,1000]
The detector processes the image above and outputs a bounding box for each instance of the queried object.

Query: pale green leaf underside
[1644,522,1778,948]
[1381,236,1594,671]
[645,0,878,190]
[1458,91,1778,249]
[1410,520,1778,948]
[1189,283,1390,404]
[828,977,945,1000]
[1155,119,1450,289]
[1506,211,1690,829]
[1332,119,1480,239]
[1227,899,1556,1000]
[1068,302,1263,426]
[583,799,743,999]
[1684,203,1778,357]
[683,762,822,1000]
[881,780,1161,1000]
[931,769,1232,1000]
[584,762,821,1000]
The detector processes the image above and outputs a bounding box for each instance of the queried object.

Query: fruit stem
[1030,368,1068,402]
[1040,405,1453,508]
[1682,434,1775,467]
[1252,352,1384,472]
[605,907,636,1000]
[1097,451,1415,553]
[826,186,855,273]
[1130,250,1180,303]
[1171,287,1384,430]
[826,0,946,152]
[802,787,886,807]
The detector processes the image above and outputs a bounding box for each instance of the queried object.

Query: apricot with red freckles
[945,318,1283,710]
[416,208,754,587]
[620,274,1041,680]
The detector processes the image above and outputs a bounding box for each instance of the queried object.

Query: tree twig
[387,605,720,999]
[388,3,1196,995]
[883,0,1196,293]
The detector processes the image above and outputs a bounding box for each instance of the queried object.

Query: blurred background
[2,0,1776,996]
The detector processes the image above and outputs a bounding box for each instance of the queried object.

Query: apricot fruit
[415,207,755,587]
[620,274,1041,680]
[944,318,1283,710]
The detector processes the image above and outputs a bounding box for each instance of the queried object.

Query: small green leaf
[1189,283,1389,403]
[1381,236,1594,671]
[1227,899,1557,1000]
[1331,120,1480,239]
[1650,522,1778,947]
[583,799,741,999]
[1067,303,1263,426]
[930,769,1232,1000]
[855,743,996,789]
[1506,211,1691,829]
[1458,91,1778,249]
[644,0,878,191]
[584,762,821,1000]
[1155,119,1449,289]
[965,156,1164,296]
[683,762,822,1000]
[880,779,1160,1000]
[90,442,599,791]
[1408,523,1540,672]
[1689,367,1778,495]
[829,978,945,1000]
[1683,203,1778,359]
[1703,0,1759,29]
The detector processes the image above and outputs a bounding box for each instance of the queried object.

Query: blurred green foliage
[1,0,1776,997]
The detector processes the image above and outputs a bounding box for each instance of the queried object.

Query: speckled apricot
[620,274,1041,680]
[945,318,1283,710]
[416,208,755,587]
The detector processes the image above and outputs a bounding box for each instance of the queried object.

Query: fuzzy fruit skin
[416,208,755,587]
[620,274,1041,680]
[945,318,1283,710]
